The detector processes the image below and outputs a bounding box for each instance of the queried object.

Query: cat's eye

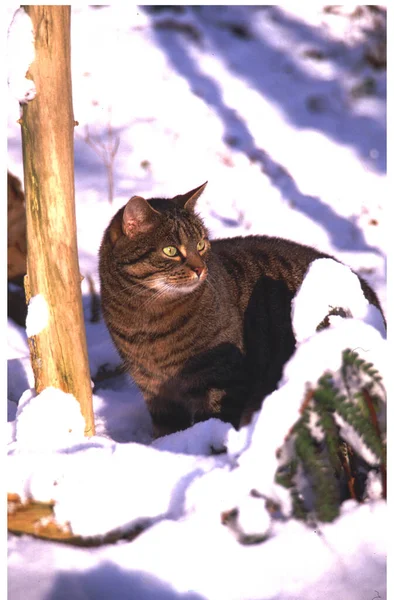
[163,246,179,257]
[197,240,206,252]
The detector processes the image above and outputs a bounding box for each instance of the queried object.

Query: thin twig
[362,387,387,499]
[76,106,120,204]
[338,442,358,501]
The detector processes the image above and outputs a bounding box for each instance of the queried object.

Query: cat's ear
[172,181,208,212]
[122,196,160,237]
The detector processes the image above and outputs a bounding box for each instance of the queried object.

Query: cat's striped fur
[99,182,384,436]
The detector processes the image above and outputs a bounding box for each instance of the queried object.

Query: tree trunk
[20,5,95,436]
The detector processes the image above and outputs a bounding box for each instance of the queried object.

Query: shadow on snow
[145,6,383,255]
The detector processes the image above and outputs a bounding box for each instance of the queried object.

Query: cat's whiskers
[141,277,197,309]
[139,283,171,310]
[116,280,147,296]
[116,271,165,297]
[203,273,218,297]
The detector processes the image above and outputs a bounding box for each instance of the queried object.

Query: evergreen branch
[294,421,340,522]
[334,397,383,463]
[342,349,384,388]
[315,406,342,475]
[274,349,386,523]
[275,457,309,520]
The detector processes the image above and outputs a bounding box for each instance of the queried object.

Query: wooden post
[20,5,95,436]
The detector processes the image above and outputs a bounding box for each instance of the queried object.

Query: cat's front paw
[149,397,193,439]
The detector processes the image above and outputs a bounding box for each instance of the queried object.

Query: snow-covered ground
[7,6,387,600]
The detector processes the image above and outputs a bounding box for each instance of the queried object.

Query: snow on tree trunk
[19,5,95,436]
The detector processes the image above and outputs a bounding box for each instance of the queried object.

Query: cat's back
[210,234,328,293]
[211,234,325,258]
[209,234,383,317]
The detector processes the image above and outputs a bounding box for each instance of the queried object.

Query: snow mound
[291,258,386,343]
[14,387,86,450]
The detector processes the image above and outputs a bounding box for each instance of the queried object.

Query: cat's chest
[126,297,243,363]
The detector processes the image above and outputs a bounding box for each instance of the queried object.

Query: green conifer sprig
[275,457,310,520]
[314,400,342,476]
[275,348,386,523]
[334,393,384,463]
[294,416,340,522]
[340,348,386,462]
[342,348,384,387]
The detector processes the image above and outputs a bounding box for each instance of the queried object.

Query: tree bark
[20,5,95,436]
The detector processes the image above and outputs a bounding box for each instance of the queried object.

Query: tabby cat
[99,182,383,437]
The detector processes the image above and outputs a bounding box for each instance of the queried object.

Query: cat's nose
[192,265,204,278]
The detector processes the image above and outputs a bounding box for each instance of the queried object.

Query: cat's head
[107,182,210,295]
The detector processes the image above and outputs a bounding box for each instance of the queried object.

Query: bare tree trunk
[20,5,95,436]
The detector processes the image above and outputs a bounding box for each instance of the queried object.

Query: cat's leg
[148,390,194,438]
[241,276,296,427]
[149,342,248,436]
